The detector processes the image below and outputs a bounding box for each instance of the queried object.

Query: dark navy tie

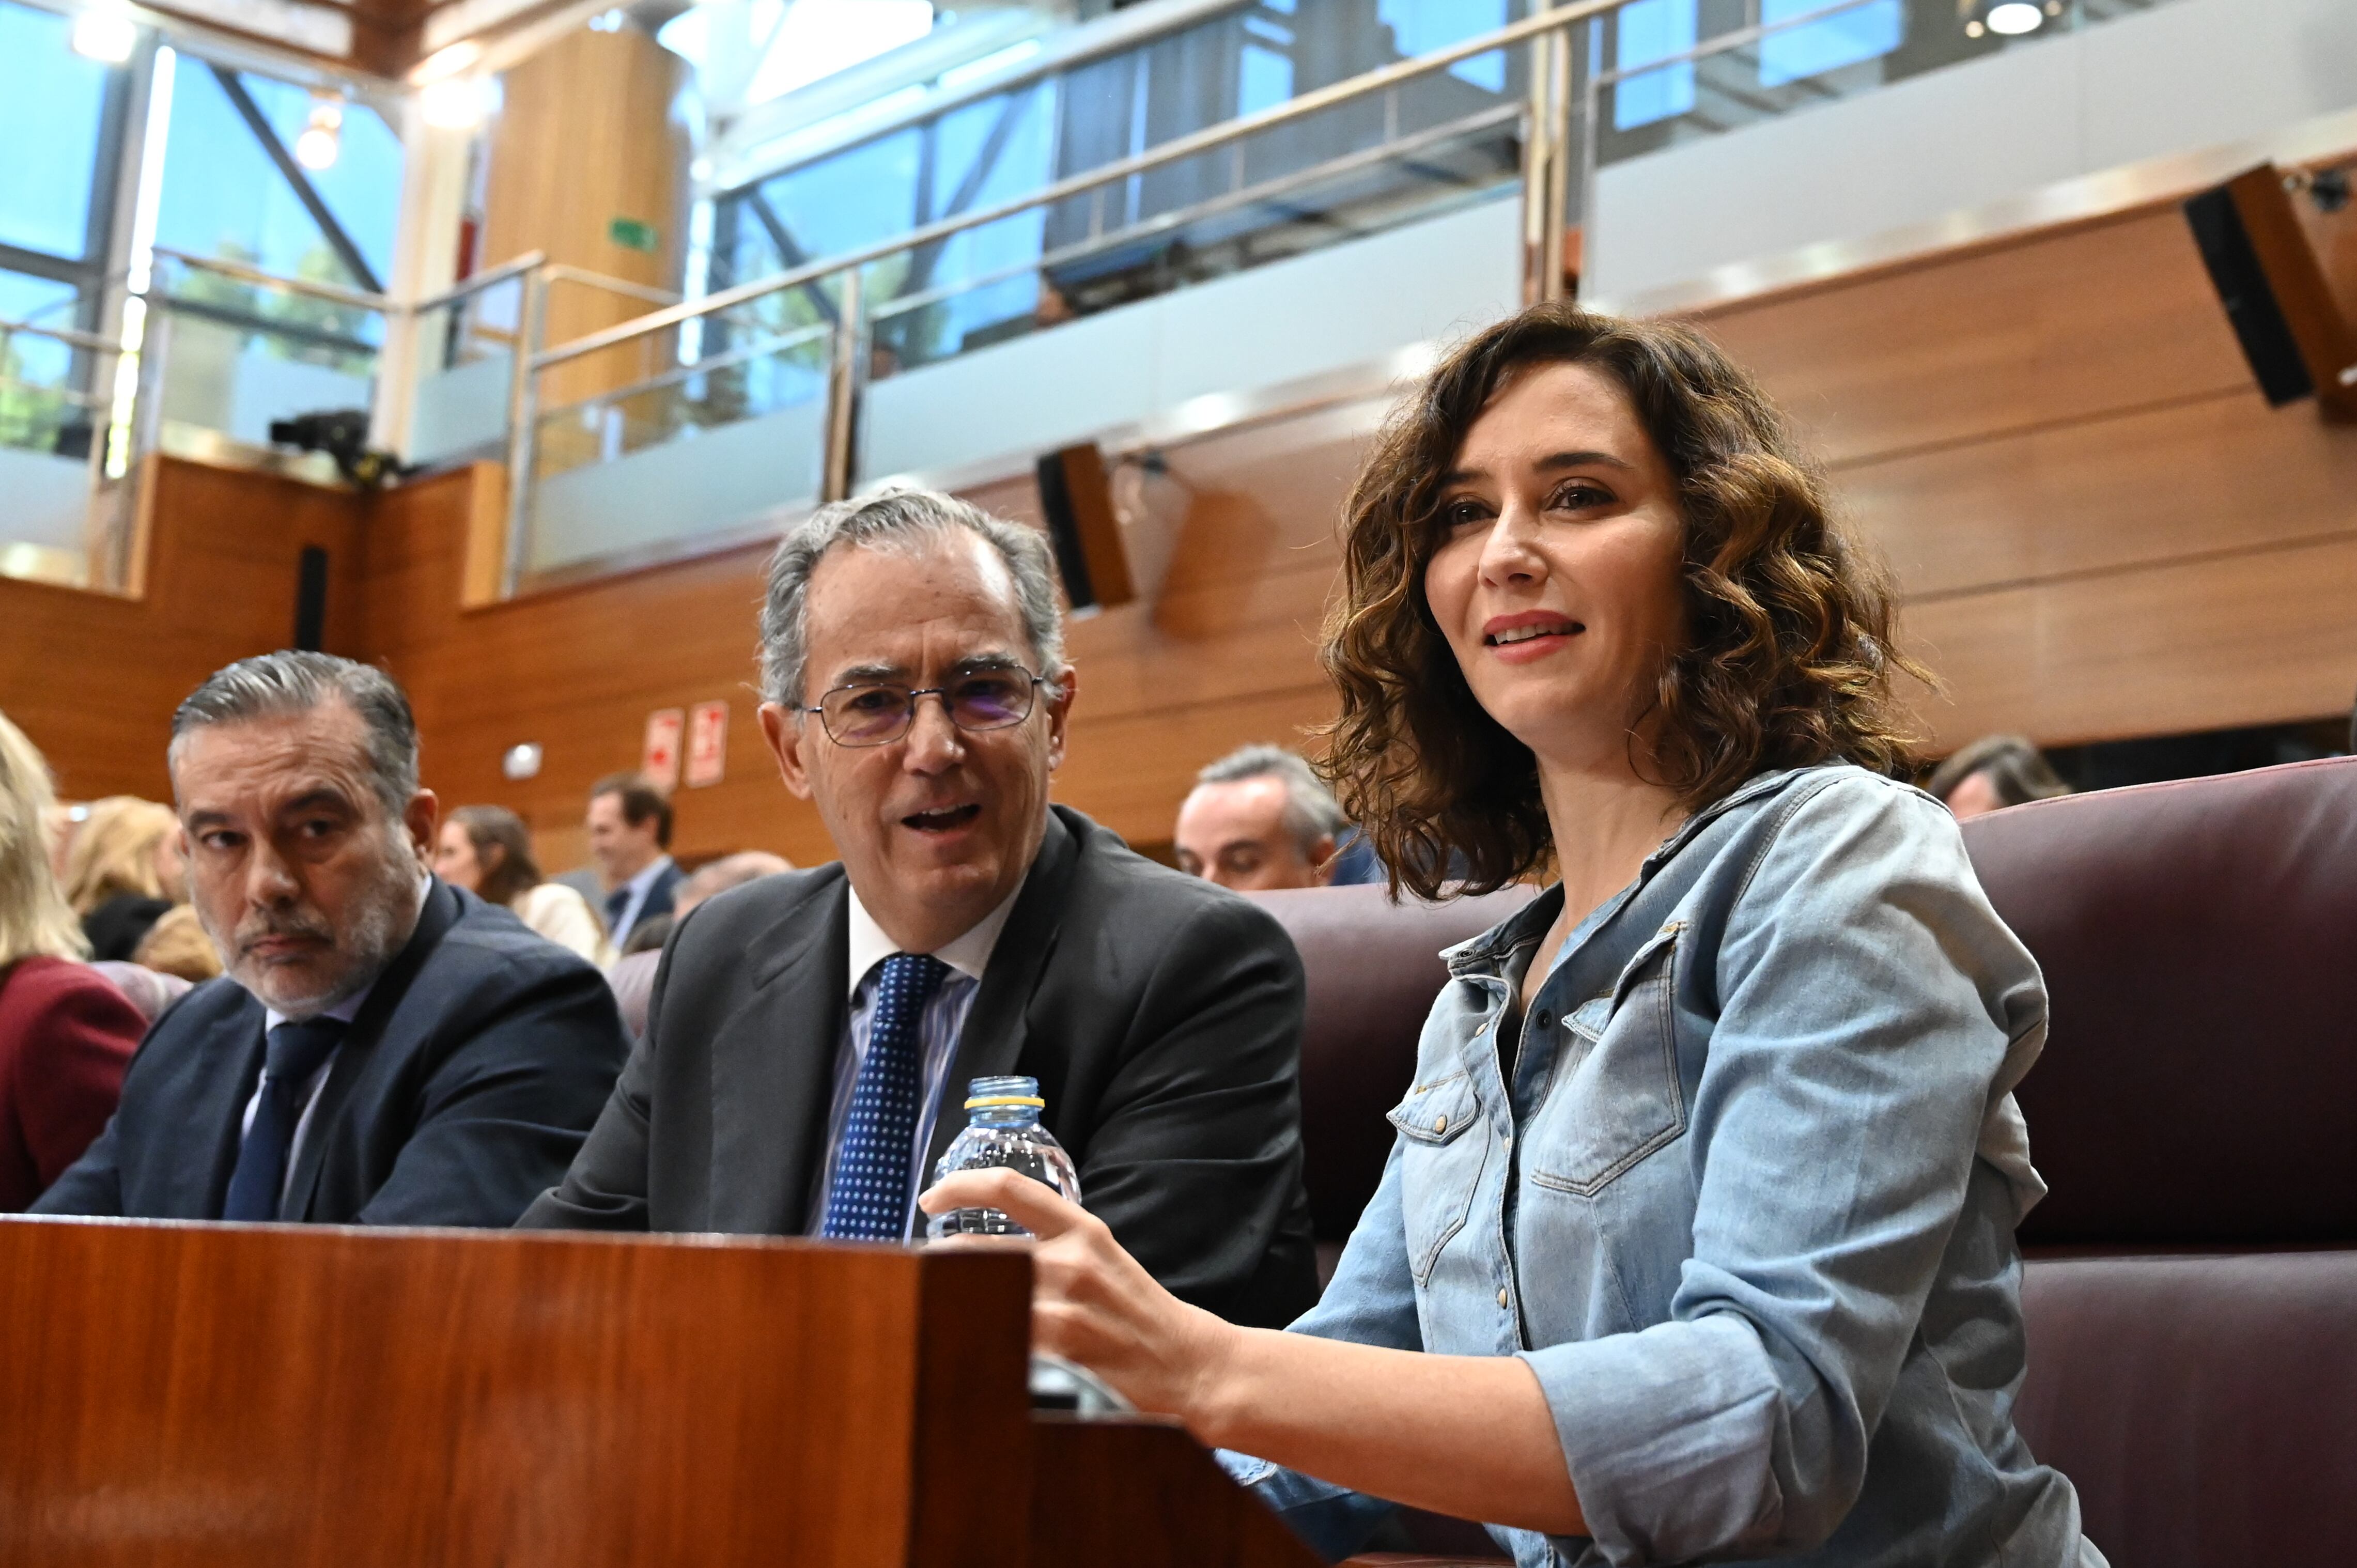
[222,1017,348,1221]
[820,953,951,1240]
[604,886,631,936]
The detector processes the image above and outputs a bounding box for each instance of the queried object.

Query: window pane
[1760,0,1904,88]
[1379,0,1512,93]
[0,0,111,260]
[234,73,405,286]
[0,271,87,453]
[1614,0,1698,131]
[153,62,401,289]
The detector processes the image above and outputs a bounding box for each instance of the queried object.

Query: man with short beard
[36,653,629,1225]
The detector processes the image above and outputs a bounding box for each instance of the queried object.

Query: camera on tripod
[268,409,402,490]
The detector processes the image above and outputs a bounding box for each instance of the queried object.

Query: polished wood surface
[0,1218,1033,1568]
[0,1218,1313,1568]
[1030,1414,1319,1568]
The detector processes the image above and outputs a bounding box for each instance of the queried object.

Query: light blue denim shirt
[1226,765,2106,1568]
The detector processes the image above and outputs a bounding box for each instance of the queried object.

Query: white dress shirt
[604,853,675,942]
[807,881,1022,1239]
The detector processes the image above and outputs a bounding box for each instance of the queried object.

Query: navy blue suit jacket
[34,880,630,1227]
[612,860,684,949]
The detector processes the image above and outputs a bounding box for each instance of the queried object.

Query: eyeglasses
[804,667,1047,748]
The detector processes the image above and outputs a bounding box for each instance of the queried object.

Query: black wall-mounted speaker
[2184,183,2313,406]
[1035,443,1134,613]
[2183,165,2357,418]
[294,545,329,652]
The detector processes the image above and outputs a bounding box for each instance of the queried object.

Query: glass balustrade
[513,294,840,580]
[144,253,382,467]
[0,313,115,591]
[1593,0,2185,169]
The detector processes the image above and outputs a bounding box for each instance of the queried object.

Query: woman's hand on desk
[919,1168,1240,1427]
[918,1168,1585,1536]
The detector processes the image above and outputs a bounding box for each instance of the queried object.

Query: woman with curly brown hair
[926,304,2101,1567]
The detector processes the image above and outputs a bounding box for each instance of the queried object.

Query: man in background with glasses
[523,490,1320,1330]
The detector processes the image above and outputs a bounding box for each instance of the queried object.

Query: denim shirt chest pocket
[1527,923,1689,1198]
[1386,1067,1489,1285]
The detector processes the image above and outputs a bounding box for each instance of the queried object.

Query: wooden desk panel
[0,1220,1031,1568]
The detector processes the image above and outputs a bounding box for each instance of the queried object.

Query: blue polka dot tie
[820,952,951,1241]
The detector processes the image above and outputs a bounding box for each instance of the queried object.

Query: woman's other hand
[919,1168,1239,1430]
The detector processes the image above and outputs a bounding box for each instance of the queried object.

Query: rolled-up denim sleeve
[1519,779,2041,1564]
[1220,1139,1427,1560]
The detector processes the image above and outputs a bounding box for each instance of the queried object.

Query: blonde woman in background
[60,796,186,961]
[0,712,145,1210]
[130,905,223,984]
[433,806,613,967]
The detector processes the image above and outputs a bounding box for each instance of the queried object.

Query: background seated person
[924,306,2104,1567]
[1926,733,2071,821]
[1175,744,1351,891]
[36,653,630,1227]
[604,853,794,1036]
[523,490,1320,1330]
[435,804,612,967]
[584,773,680,950]
[0,709,144,1210]
[61,795,184,961]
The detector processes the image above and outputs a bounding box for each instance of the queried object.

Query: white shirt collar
[263,984,371,1035]
[624,853,675,898]
[844,878,1024,998]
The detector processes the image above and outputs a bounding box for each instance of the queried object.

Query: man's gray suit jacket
[520,805,1322,1329]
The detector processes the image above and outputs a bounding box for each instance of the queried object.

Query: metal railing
[504,0,1614,593]
[0,243,681,591]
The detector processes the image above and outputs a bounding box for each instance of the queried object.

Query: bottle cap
[965,1093,1046,1110]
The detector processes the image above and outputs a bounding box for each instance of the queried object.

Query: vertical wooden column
[479,24,692,413]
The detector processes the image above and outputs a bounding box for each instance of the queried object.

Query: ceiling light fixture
[419,74,499,129]
[294,94,343,170]
[1983,2,2044,35]
[70,5,137,62]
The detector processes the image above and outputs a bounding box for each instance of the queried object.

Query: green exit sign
[608,217,660,254]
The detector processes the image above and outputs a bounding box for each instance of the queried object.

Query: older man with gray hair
[1175,744,1362,892]
[37,651,630,1225]
[525,489,1320,1329]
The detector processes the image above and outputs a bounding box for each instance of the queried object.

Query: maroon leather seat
[1961,756,2357,1249]
[1248,881,1537,1562]
[1246,882,1537,1251]
[1960,756,2357,1568]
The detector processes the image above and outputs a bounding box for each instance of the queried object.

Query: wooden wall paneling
[1053,687,1345,845]
[1837,385,2357,600]
[2222,163,2357,420]
[1903,534,2357,748]
[480,28,692,410]
[0,457,364,802]
[1698,207,2258,466]
[358,469,838,869]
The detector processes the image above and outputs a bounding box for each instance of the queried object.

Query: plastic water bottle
[924,1075,1081,1238]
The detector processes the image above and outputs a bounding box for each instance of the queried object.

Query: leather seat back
[1246,883,1537,1243]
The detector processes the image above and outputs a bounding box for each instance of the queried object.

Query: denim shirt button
[1535,1009,1554,1031]
[1496,1287,1509,1308]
